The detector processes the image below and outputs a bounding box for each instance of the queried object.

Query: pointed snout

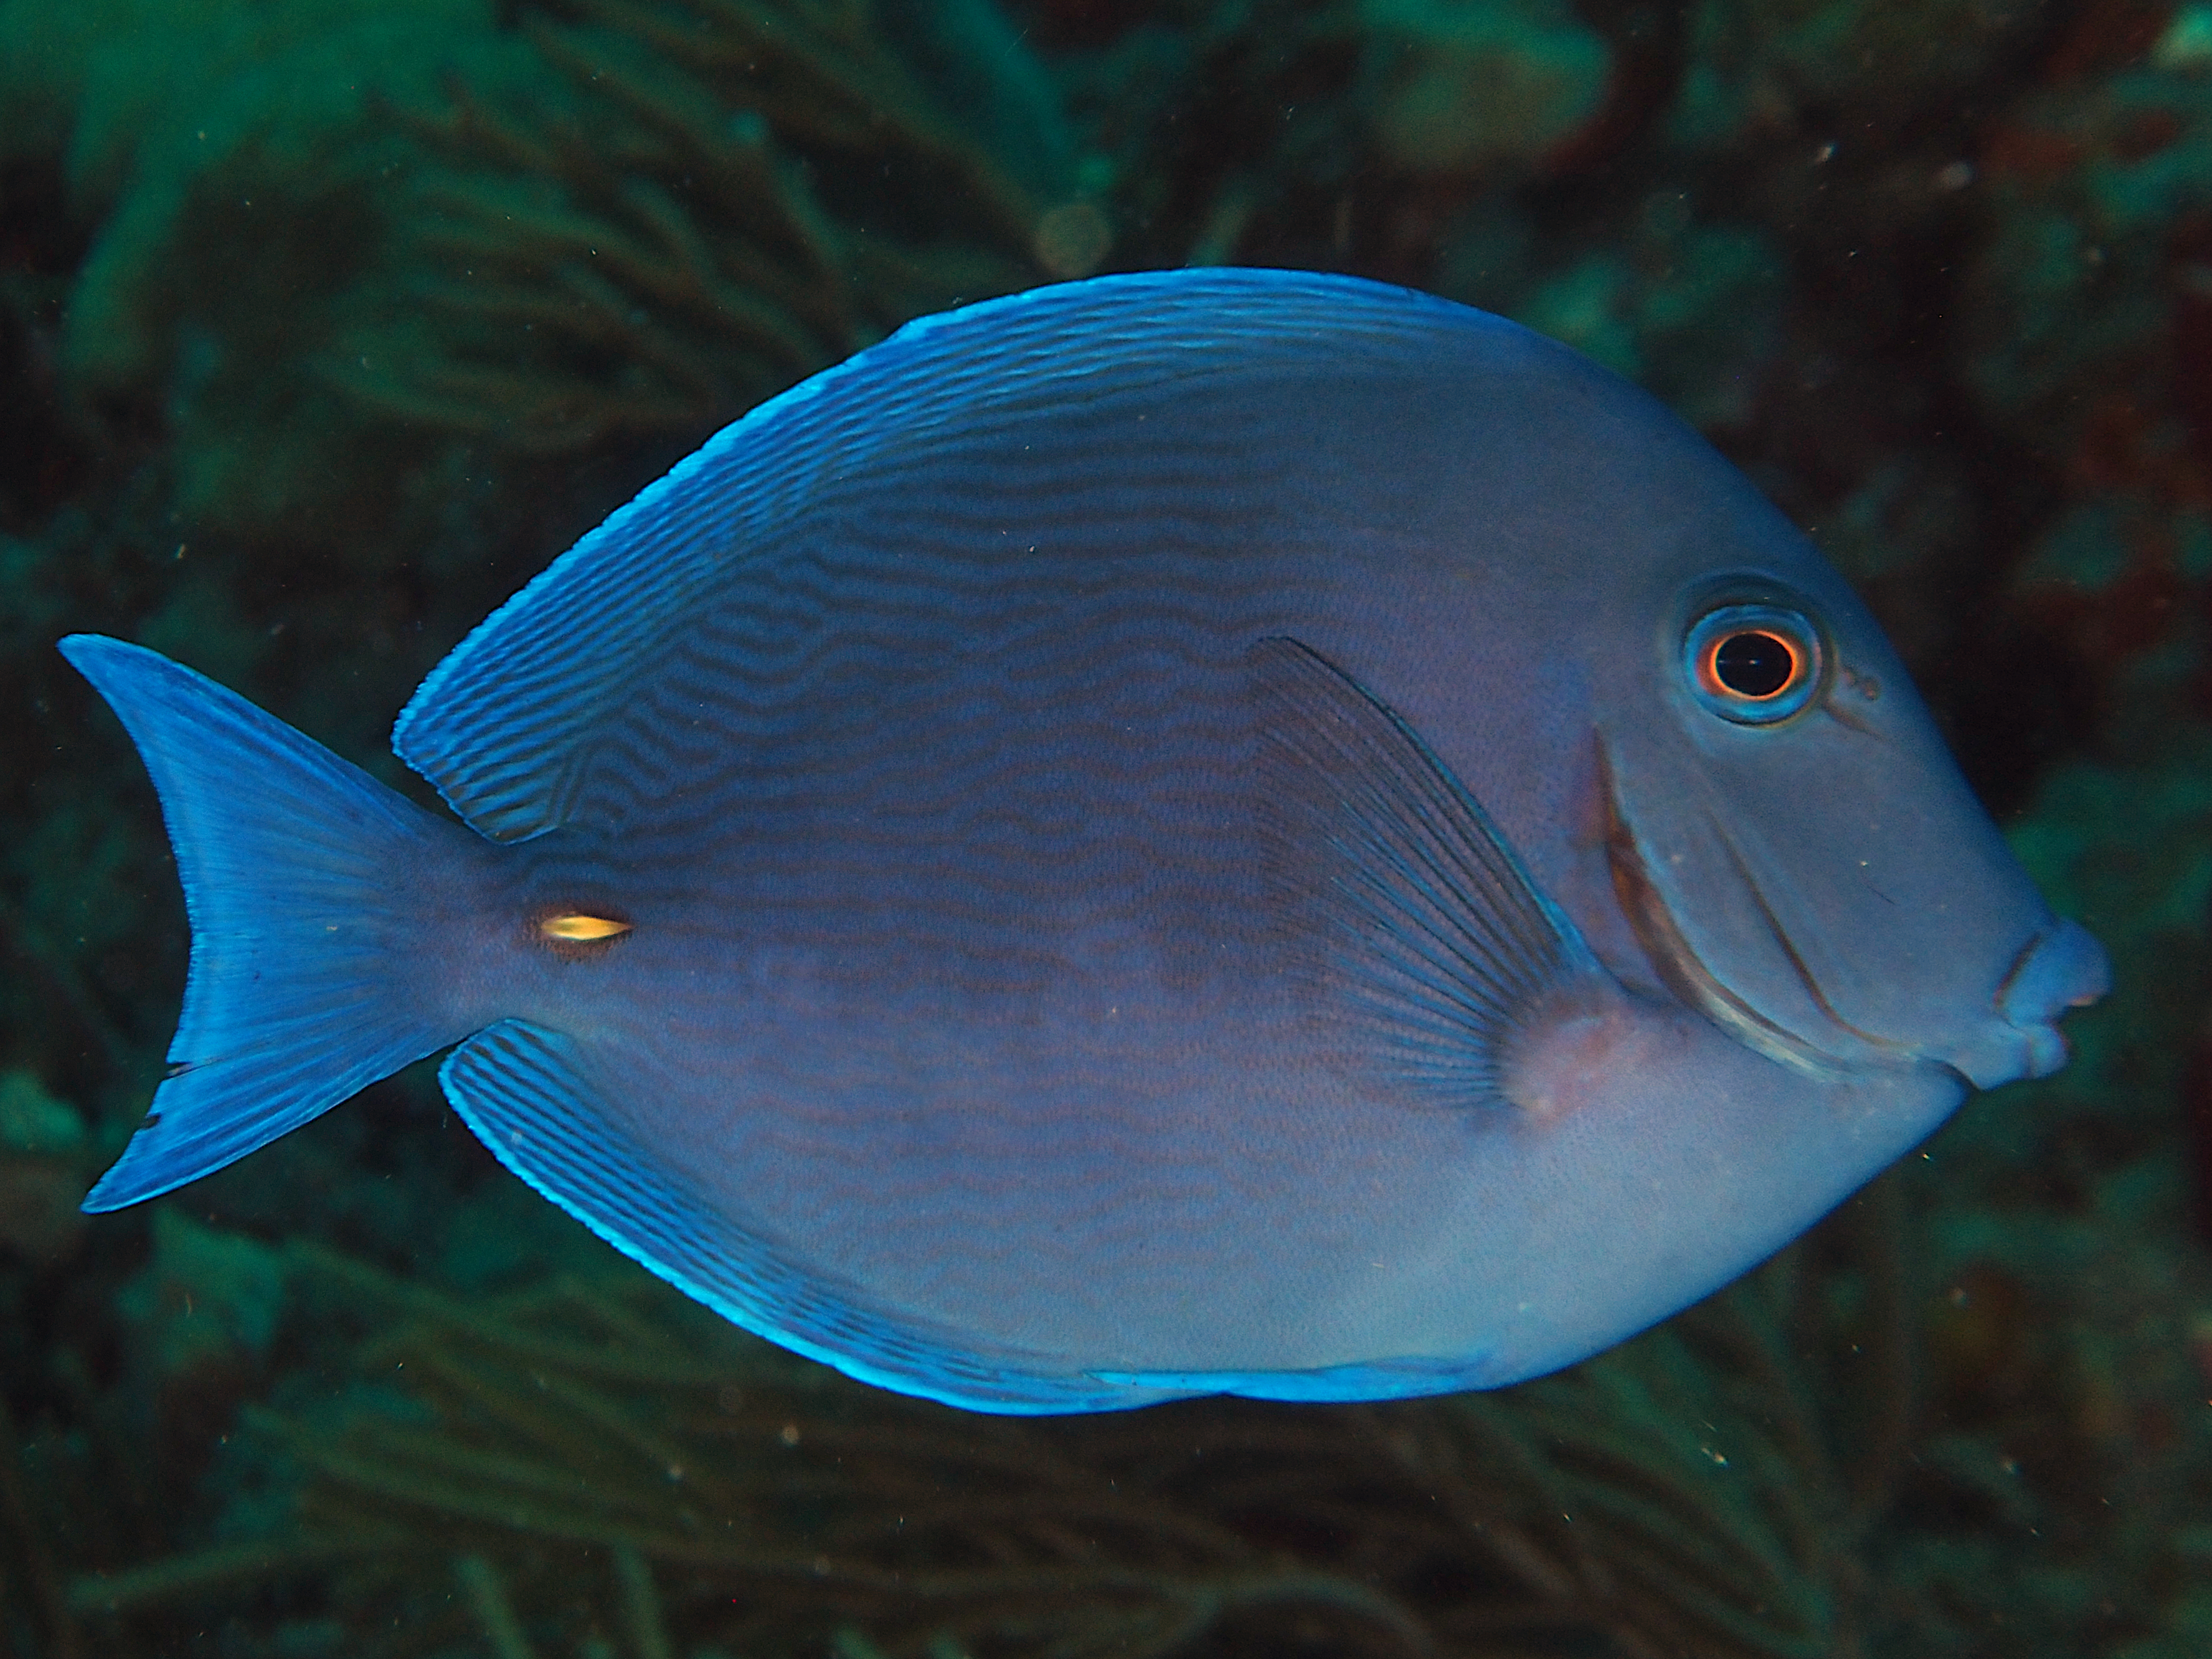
[1945,917,2110,1090]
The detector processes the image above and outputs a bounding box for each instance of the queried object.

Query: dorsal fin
[390,270,1509,839]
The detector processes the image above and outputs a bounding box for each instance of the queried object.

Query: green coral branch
[455,1552,541,1659]
[518,21,863,295]
[551,0,1042,245]
[290,1244,740,1386]
[401,78,849,342]
[322,0,1052,451]
[67,1531,410,1618]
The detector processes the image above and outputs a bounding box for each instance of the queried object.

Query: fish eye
[1683,604,1822,725]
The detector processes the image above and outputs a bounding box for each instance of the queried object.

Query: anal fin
[1092,1353,1496,1402]
[440,1021,1186,1415]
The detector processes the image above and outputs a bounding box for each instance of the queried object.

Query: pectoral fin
[1249,636,1609,1115]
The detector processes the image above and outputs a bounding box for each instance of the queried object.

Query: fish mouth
[1594,739,1912,1082]
[1987,917,2109,1083]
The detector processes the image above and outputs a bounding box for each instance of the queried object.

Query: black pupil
[1714,631,1795,698]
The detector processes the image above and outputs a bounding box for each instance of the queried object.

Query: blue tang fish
[62,269,2106,1413]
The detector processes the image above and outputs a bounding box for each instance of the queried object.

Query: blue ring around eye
[1684,604,1822,726]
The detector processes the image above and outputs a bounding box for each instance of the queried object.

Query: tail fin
[61,636,484,1211]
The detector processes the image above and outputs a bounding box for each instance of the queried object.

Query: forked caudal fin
[60,636,488,1211]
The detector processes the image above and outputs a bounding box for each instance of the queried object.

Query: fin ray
[1250,636,1602,1111]
[392,270,1505,840]
[440,1020,1188,1415]
[61,636,479,1210]
[1093,1354,1495,1402]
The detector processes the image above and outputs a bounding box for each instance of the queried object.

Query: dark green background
[1,1,2206,1653]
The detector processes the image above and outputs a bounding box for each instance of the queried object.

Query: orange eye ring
[1694,628,1802,702]
[1683,605,1822,725]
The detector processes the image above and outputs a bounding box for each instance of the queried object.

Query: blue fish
[63,269,2106,1413]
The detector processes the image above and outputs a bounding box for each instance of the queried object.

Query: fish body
[62,270,2106,1412]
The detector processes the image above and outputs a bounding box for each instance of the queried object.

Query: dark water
[1,0,2208,1653]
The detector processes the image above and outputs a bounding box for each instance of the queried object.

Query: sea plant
[64,1196,1921,1658]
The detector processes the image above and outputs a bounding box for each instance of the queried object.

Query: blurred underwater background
[2,0,2211,1652]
